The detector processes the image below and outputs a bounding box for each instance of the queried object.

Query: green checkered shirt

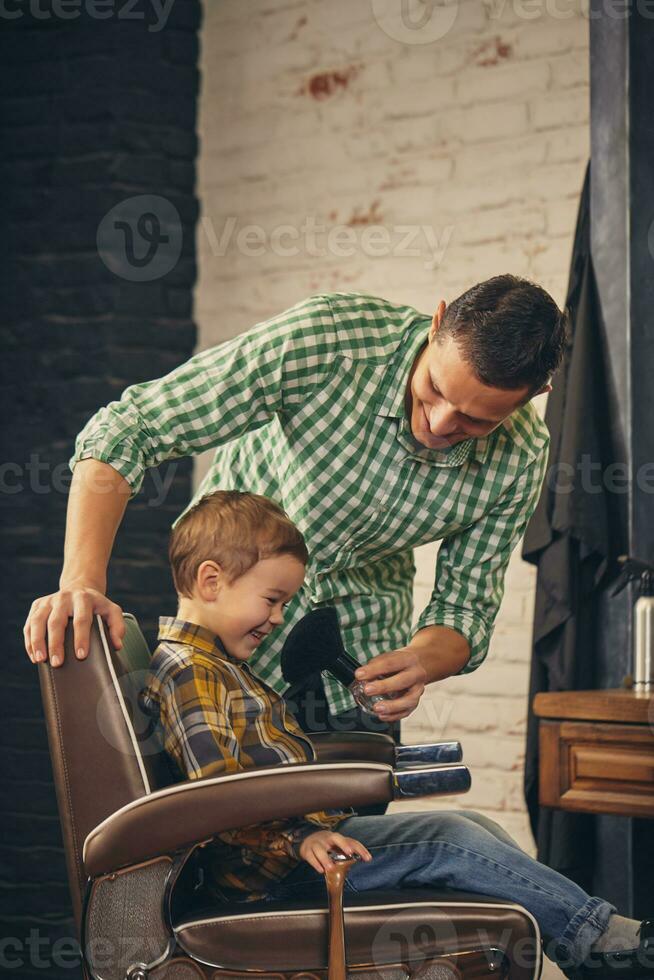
[71,291,549,716]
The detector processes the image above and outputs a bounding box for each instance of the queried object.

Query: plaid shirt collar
[374,314,492,468]
[157,616,247,668]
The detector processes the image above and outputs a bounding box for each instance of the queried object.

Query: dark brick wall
[0,4,202,976]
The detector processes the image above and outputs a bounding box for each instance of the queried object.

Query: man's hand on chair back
[23,459,131,667]
[24,585,125,668]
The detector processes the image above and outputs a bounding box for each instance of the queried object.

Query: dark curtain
[522,164,622,890]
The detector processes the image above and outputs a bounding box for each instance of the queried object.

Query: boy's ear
[197,559,223,596]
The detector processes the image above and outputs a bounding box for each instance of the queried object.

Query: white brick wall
[196,0,589,917]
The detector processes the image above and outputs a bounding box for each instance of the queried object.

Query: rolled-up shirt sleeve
[69,294,339,497]
[412,444,548,675]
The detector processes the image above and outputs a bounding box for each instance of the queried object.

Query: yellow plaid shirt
[140,617,354,903]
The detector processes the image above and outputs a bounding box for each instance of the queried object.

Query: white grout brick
[308,0,393,33]
[458,769,508,809]
[437,661,531,698]
[491,627,535,663]
[204,0,307,31]
[495,588,528,624]
[530,87,589,131]
[455,132,547,180]
[458,733,527,772]
[455,205,546,245]
[456,58,550,105]
[440,100,530,144]
[548,51,590,89]
[546,124,590,163]
[404,691,528,738]
[390,46,470,86]
[374,78,458,121]
[546,196,583,237]
[505,550,539,586]
[513,17,588,58]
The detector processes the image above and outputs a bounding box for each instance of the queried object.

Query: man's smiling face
[405,301,532,451]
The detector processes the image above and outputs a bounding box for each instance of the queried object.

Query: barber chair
[38,613,543,980]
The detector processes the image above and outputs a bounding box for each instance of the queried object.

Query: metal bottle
[633,567,654,690]
[614,556,654,690]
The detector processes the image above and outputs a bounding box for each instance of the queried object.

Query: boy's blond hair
[169,490,309,598]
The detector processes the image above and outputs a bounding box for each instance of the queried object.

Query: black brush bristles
[280,606,345,684]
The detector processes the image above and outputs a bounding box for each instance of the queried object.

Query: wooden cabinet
[533,689,654,818]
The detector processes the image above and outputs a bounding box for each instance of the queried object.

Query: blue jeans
[262,810,616,971]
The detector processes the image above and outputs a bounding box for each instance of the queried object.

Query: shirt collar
[374,315,492,468]
[157,616,245,667]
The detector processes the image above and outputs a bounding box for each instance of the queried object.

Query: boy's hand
[298,831,372,874]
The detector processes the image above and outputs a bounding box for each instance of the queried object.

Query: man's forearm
[407,624,471,683]
[59,458,132,591]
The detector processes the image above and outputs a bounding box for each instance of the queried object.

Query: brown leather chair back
[38,613,172,931]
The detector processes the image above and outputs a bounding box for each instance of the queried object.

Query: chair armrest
[308,731,397,764]
[395,741,463,766]
[308,733,464,767]
[83,760,394,877]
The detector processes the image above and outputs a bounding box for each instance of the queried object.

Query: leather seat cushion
[173,887,540,977]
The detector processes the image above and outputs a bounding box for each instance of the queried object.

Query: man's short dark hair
[439,274,568,396]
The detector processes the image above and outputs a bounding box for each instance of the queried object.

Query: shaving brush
[281,606,392,715]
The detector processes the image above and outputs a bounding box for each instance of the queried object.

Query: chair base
[169,888,542,980]
[150,951,510,980]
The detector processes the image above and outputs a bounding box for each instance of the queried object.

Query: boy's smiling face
[182,553,306,661]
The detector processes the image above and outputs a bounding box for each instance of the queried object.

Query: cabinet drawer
[539,720,654,817]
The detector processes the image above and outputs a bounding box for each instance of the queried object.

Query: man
[24,276,566,739]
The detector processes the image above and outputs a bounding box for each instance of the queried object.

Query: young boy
[140,490,652,979]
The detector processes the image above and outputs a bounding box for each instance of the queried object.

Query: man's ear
[429,300,447,342]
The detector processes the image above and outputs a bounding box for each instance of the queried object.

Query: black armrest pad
[83,760,393,877]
